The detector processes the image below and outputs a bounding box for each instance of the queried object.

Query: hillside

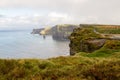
[70,24,120,55]
[0,51,120,80]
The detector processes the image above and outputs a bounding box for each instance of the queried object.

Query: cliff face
[31,28,44,34]
[31,24,78,41]
[31,28,52,35]
[69,26,120,55]
[51,24,78,41]
[69,28,102,55]
[39,27,53,35]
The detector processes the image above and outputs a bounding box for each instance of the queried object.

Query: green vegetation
[76,40,120,58]
[0,39,120,80]
[95,28,120,34]
[69,26,120,55]
[0,40,120,80]
[80,24,120,34]
[0,52,120,80]
[69,28,103,55]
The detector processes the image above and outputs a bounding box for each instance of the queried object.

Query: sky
[0,0,120,30]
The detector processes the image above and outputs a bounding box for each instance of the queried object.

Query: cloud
[0,12,75,29]
[0,0,87,8]
[0,14,4,17]
[48,12,68,18]
[0,0,120,30]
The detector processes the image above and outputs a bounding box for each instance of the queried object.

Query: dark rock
[82,39,106,52]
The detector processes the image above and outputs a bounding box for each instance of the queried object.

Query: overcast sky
[0,0,120,30]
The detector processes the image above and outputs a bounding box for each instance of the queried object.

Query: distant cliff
[51,24,78,41]
[31,24,79,41]
[31,28,44,34]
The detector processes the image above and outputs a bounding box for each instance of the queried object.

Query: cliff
[51,24,78,41]
[31,24,79,41]
[31,28,44,34]
[69,24,120,55]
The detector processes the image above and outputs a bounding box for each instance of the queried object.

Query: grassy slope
[0,50,120,80]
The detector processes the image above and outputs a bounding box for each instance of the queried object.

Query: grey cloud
[0,0,120,25]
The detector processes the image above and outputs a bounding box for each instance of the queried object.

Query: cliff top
[55,24,79,27]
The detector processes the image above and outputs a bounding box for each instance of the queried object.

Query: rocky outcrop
[69,25,120,55]
[69,28,103,55]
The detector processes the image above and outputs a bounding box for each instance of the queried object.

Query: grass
[95,28,120,34]
[76,40,120,58]
[0,50,120,80]
[76,48,120,58]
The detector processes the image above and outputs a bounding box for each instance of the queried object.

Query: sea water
[0,30,69,59]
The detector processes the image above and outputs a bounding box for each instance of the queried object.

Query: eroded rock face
[70,39,106,55]
[82,39,106,52]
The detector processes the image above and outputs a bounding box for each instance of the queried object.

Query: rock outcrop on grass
[69,27,120,55]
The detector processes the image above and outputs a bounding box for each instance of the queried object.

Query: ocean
[0,30,69,59]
